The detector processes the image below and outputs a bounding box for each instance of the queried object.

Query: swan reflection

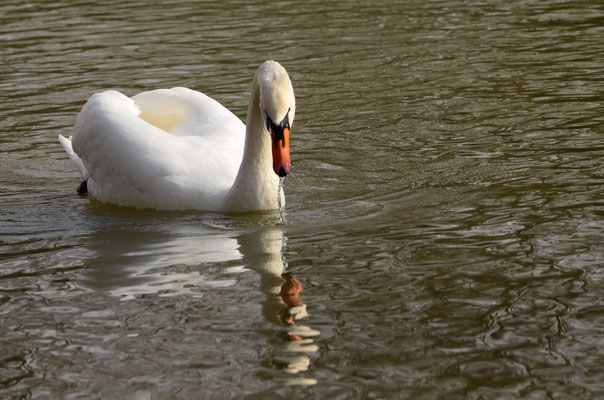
[83,222,318,385]
[238,227,319,383]
[83,227,242,298]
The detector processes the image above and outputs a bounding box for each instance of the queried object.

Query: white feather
[58,134,88,179]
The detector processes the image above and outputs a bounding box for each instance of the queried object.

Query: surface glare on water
[2,0,604,398]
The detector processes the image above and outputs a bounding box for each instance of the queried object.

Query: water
[2,0,604,398]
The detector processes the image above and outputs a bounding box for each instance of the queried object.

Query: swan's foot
[76,180,88,195]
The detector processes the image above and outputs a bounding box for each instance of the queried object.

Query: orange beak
[271,127,290,177]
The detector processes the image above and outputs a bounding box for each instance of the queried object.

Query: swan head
[257,61,295,177]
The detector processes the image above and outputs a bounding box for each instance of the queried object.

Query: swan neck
[243,77,272,175]
[223,74,278,211]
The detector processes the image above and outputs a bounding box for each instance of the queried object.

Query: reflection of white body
[59,61,294,212]
[85,227,243,299]
[85,223,318,383]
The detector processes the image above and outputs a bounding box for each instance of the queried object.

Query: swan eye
[266,114,274,133]
[282,108,290,129]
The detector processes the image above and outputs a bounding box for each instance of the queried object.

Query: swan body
[58,60,295,212]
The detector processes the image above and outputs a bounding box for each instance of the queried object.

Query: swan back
[72,89,245,210]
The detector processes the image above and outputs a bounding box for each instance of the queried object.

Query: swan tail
[58,134,89,181]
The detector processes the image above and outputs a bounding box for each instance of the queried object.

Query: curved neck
[242,77,272,177]
[222,76,279,212]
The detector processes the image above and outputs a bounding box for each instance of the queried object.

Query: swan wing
[70,89,245,210]
[132,87,243,138]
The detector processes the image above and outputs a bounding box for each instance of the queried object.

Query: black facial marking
[266,108,290,148]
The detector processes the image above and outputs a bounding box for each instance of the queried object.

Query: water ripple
[2,0,604,397]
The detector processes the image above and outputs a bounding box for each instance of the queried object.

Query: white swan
[58,60,295,212]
